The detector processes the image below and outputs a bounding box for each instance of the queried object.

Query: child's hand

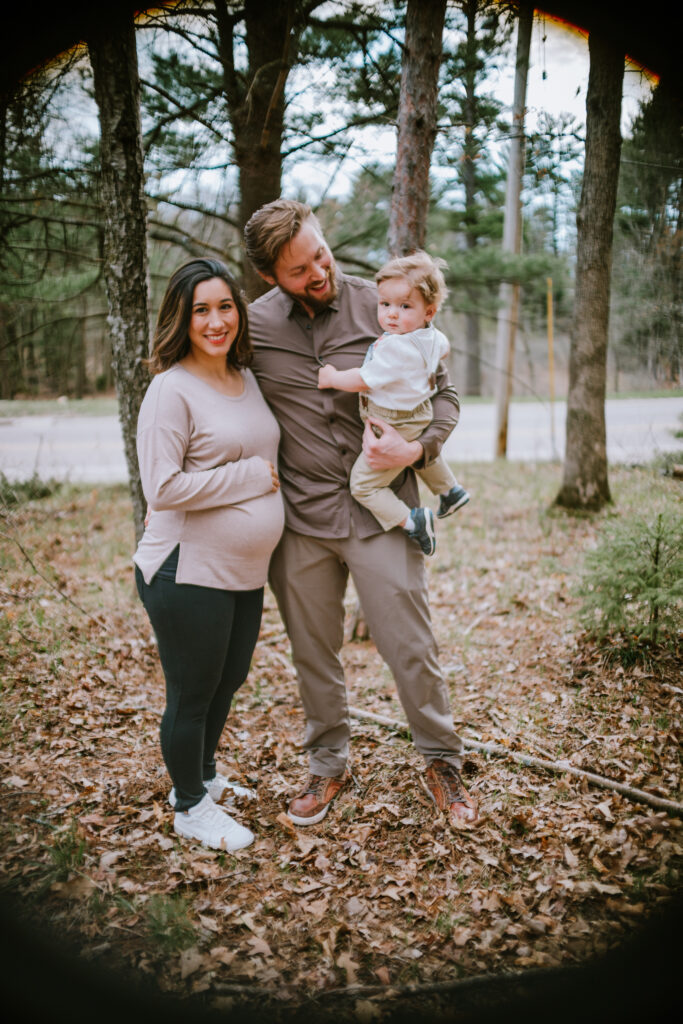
[318,364,337,389]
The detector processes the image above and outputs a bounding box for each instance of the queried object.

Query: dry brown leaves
[0,464,681,1018]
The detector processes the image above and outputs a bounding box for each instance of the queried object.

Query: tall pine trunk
[351,0,446,641]
[555,35,624,510]
[388,0,446,255]
[493,2,532,456]
[462,0,481,395]
[215,0,295,299]
[87,10,150,542]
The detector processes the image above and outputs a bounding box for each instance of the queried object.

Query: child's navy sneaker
[437,485,470,518]
[406,507,436,556]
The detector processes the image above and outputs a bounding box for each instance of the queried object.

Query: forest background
[0,2,682,1022]
[1,0,680,409]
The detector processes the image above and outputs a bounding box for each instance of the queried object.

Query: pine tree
[434,0,509,395]
[611,80,682,385]
[388,0,447,255]
[555,33,624,511]
[87,10,150,541]
[0,66,105,400]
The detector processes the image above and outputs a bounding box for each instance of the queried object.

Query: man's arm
[419,362,460,467]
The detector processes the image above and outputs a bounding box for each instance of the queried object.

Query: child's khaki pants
[351,396,457,530]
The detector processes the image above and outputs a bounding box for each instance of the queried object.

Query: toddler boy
[318,250,469,555]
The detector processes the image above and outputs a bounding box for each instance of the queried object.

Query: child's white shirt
[358,325,450,410]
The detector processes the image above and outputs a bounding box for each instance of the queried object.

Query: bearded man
[244,199,478,829]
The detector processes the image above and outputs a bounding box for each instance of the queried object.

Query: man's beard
[282,262,339,315]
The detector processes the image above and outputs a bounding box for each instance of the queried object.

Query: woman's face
[187,277,240,362]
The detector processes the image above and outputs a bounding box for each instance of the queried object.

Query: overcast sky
[517,14,656,131]
[284,13,657,203]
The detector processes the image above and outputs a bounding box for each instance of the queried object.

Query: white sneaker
[173,793,254,851]
[168,772,256,808]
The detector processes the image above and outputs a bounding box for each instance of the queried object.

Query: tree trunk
[25,311,38,396]
[493,1,532,457]
[670,177,682,383]
[215,0,296,299]
[555,35,624,511]
[350,0,445,642]
[462,1,481,395]
[87,11,150,541]
[388,0,447,256]
[463,293,482,395]
[60,325,73,396]
[0,306,12,399]
[75,299,87,400]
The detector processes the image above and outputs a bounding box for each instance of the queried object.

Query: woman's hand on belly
[267,461,280,492]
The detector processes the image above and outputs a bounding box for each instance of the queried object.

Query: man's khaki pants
[268,524,464,777]
[350,398,458,531]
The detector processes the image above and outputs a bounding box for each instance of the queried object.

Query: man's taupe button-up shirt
[248,273,460,540]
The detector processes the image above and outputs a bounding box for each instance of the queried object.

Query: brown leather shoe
[424,759,478,826]
[287,771,349,826]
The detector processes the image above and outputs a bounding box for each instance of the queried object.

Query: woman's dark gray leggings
[135,554,263,812]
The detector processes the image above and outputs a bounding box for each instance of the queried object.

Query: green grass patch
[144,894,197,953]
[0,472,61,506]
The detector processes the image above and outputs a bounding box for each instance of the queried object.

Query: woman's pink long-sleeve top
[133,364,284,590]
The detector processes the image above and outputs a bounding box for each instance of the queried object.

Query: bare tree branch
[140,76,227,145]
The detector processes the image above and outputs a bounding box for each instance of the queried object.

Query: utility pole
[493,2,533,457]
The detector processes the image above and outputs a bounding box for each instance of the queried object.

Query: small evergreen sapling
[577,510,683,653]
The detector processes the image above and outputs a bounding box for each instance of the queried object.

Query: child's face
[377,278,436,335]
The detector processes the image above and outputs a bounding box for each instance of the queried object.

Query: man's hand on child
[363,418,423,471]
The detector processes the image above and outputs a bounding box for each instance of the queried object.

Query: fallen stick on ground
[213,963,577,1004]
[348,705,683,818]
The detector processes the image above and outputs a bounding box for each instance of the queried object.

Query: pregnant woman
[133,258,284,852]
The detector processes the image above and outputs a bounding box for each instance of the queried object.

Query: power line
[621,157,683,172]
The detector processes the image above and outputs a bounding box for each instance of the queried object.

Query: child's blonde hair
[375,250,449,310]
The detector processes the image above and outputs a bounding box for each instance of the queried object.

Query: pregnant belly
[183,491,285,560]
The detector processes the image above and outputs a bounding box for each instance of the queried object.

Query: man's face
[263,219,338,315]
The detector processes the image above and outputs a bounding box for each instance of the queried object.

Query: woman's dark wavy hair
[146,258,252,375]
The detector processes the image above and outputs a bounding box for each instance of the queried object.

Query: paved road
[442,395,683,465]
[0,397,681,484]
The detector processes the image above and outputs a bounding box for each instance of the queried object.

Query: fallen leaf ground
[1,461,681,1021]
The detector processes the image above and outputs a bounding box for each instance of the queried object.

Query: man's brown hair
[244,198,322,276]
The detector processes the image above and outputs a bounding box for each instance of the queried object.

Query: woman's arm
[138,424,277,512]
